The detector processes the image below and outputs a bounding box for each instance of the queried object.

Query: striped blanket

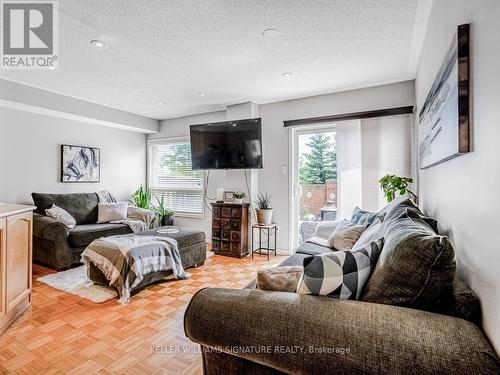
[81,234,189,303]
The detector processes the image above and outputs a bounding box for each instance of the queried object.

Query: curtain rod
[283,106,414,127]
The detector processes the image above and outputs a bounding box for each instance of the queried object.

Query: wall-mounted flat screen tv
[190,118,263,170]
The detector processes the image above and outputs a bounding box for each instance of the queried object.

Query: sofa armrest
[33,213,70,241]
[184,288,499,375]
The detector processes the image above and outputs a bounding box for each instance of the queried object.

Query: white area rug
[37,266,118,303]
[37,252,212,303]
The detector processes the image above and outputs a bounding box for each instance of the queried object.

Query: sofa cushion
[381,198,439,233]
[361,210,456,310]
[256,266,304,293]
[32,192,99,225]
[295,242,333,256]
[97,202,128,223]
[69,223,132,248]
[298,239,383,299]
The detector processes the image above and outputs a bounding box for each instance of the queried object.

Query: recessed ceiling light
[262,28,278,40]
[90,40,106,48]
[155,101,164,105]
[281,72,294,78]
[198,92,206,97]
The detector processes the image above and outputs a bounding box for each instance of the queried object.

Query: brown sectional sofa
[184,199,500,374]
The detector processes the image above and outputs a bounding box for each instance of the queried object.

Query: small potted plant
[154,194,175,226]
[379,174,417,203]
[255,192,273,225]
[232,192,245,204]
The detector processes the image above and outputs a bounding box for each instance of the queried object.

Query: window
[148,138,204,217]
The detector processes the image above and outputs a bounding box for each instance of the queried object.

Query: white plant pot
[235,198,243,204]
[256,209,274,225]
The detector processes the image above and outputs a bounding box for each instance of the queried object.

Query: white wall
[361,115,413,211]
[151,81,415,250]
[0,107,147,204]
[415,0,500,352]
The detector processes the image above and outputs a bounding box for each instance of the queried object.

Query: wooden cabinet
[0,204,35,334]
[211,203,249,258]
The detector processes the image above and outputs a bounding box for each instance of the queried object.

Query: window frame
[147,137,205,219]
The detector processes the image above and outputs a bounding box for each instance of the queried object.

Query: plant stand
[251,224,278,261]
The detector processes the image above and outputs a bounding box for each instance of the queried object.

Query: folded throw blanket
[81,234,189,303]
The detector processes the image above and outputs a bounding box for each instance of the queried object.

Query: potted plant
[379,174,417,203]
[232,192,245,204]
[255,192,273,225]
[131,185,152,209]
[154,194,174,226]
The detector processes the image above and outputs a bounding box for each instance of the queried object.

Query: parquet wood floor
[0,252,286,375]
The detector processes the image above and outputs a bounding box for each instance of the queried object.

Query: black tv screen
[190,118,263,170]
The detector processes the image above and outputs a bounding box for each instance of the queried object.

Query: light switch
[281,165,288,175]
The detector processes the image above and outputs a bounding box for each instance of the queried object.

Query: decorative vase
[256,209,274,225]
[235,198,243,204]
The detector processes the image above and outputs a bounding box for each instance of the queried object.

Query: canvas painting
[61,145,100,182]
[418,24,470,169]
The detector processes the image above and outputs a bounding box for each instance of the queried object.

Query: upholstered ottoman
[87,227,207,293]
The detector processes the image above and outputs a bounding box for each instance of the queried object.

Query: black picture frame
[60,144,101,183]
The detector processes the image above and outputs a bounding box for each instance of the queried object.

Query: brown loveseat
[184,199,499,374]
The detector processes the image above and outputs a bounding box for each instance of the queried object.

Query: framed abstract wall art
[61,144,100,182]
[418,24,470,169]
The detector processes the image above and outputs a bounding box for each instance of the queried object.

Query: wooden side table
[251,223,278,260]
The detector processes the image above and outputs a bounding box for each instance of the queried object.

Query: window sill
[174,212,205,219]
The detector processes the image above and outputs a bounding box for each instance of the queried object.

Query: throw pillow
[361,210,456,310]
[307,220,342,248]
[256,266,304,293]
[97,202,128,223]
[351,207,384,225]
[328,219,367,251]
[45,204,76,228]
[298,239,383,299]
[353,217,383,248]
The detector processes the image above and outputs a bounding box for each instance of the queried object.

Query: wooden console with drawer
[211,203,249,258]
[0,204,35,334]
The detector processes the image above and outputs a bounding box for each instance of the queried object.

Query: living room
[0,0,499,374]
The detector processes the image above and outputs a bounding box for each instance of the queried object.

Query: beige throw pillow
[328,219,367,251]
[256,266,304,293]
[97,202,128,223]
[307,220,342,248]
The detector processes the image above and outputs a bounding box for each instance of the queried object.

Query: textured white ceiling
[0,0,425,119]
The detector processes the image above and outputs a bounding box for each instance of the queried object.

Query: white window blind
[148,139,204,217]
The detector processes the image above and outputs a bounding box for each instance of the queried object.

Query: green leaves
[255,192,272,209]
[131,185,152,209]
[379,175,417,203]
[233,192,246,199]
[154,194,174,220]
[299,134,337,185]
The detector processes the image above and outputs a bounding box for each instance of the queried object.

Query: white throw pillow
[45,204,76,228]
[306,220,342,248]
[328,219,367,251]
[97,202,128,223]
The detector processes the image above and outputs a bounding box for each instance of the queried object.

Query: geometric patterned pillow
[298,239,383,299]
